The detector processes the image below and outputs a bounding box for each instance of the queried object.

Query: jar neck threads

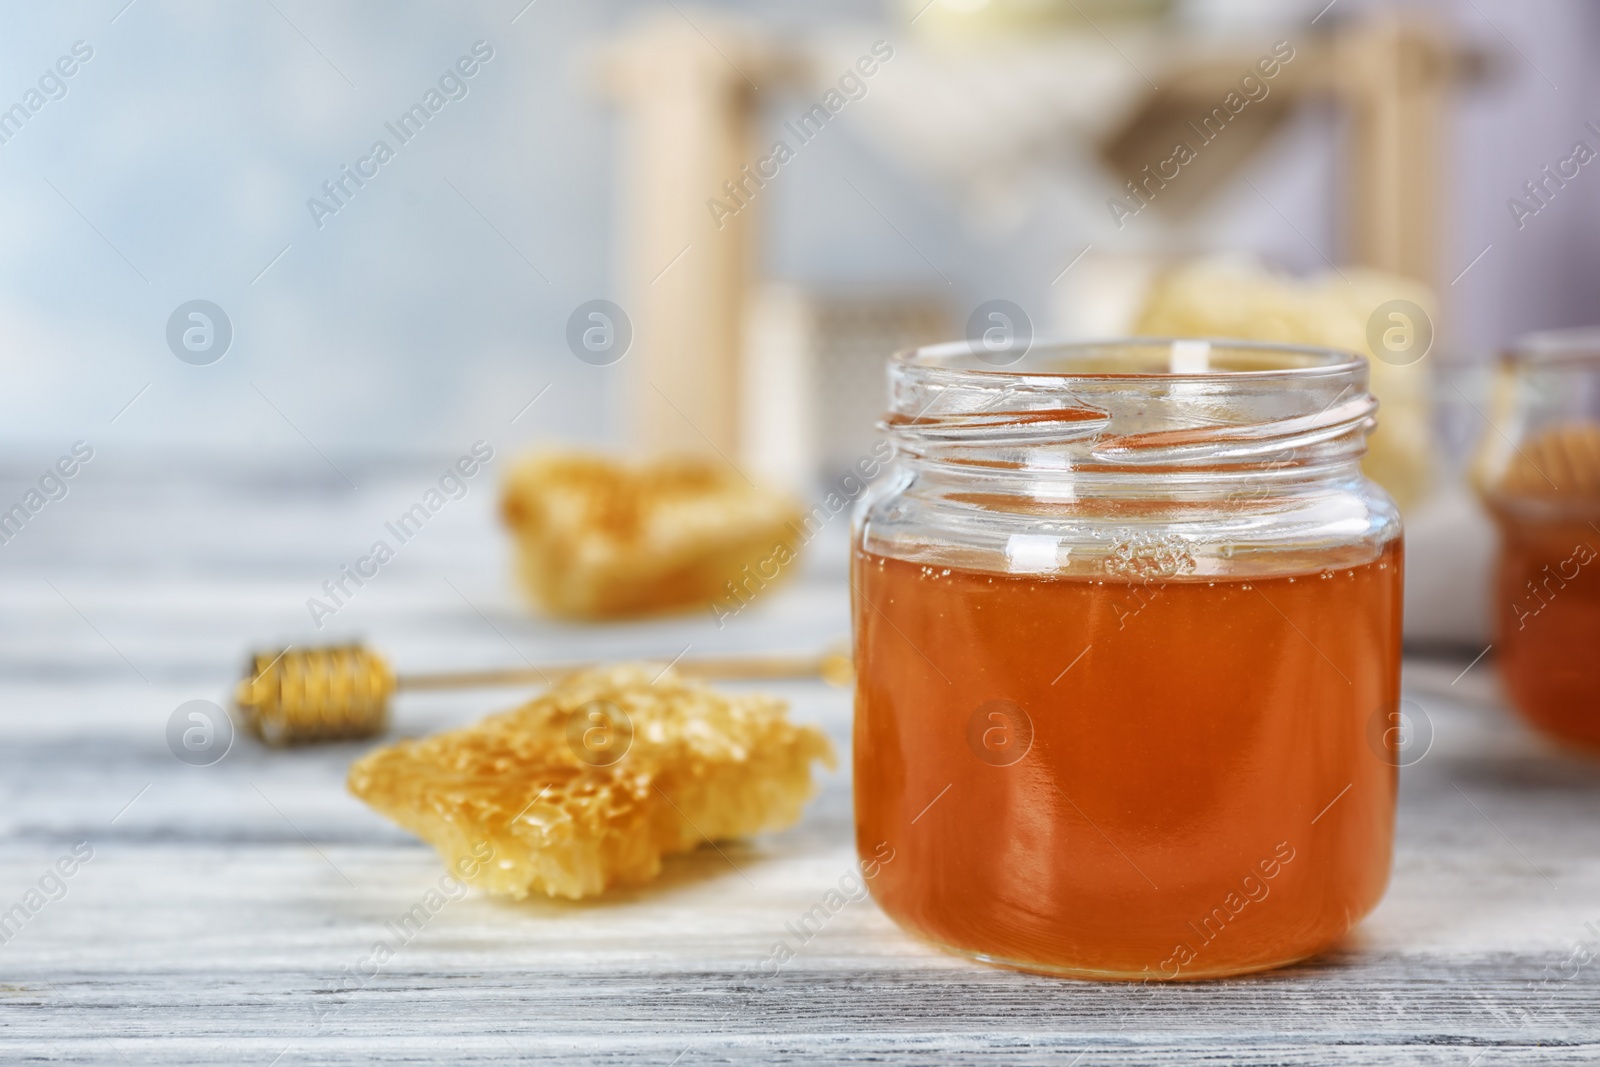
[862,339,1398,578]
[885,338,1375,499]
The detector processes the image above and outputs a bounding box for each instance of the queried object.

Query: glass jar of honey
[1473,328,1600,750]
[852,339,1403,980]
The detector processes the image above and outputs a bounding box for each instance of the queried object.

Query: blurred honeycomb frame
[594,9,1487,498]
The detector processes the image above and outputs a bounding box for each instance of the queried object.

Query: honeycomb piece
[347,665,835,900]
[1135,258,1436,509]
[500,452,804,619]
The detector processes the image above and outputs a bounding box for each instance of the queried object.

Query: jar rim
[1504,326,1600,366]
[894,336,1366,381]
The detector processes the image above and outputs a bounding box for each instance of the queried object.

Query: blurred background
[1,0,1597,663]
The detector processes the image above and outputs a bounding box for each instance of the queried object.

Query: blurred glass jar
[1473,328,1600,750]
[852,339,1403,980]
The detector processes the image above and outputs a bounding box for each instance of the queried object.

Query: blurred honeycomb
[1136,258,1436,509]
[347,664,835,900]
[501,452,803,619]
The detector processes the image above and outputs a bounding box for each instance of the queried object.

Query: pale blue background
[0,0,1594,465]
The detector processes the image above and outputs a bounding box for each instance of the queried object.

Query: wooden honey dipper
[1493,422,1600,499]
[234,643,854,746]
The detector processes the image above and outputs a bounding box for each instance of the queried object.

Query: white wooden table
[2,454,1597,1064]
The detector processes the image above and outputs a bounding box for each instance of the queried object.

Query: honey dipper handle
[394,651,852,692]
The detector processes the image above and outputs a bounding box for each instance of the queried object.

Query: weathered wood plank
[1,461,1597,1063]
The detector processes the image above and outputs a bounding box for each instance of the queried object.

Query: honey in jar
[1489,516,1600,747]
[852,339,1404,979]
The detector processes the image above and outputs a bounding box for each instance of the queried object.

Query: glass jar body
[852,340,1403,980]
[1474,331,1600,750]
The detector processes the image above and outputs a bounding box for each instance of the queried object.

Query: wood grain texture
[1,456,1597,1064]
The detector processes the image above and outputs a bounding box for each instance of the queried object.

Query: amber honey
[1491,518,1600,749]
[853,541,1402,980]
